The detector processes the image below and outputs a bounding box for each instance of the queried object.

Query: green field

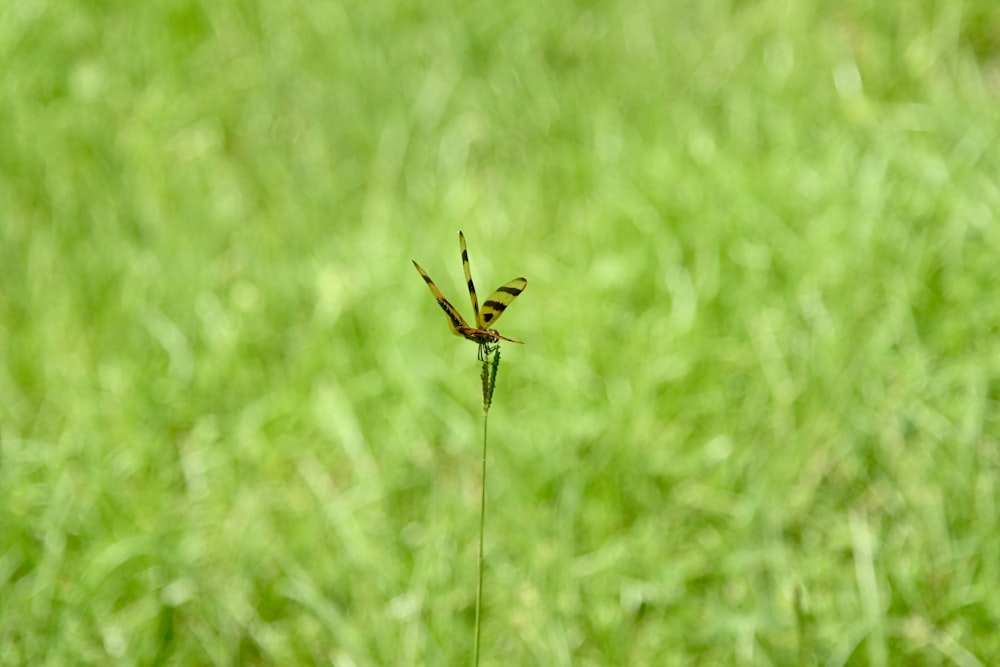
[3,1,999,664]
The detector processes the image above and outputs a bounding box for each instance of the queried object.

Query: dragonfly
[412,231,527,359]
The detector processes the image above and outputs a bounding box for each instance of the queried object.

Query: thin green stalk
[473,407,488,667]
[473,346,501,666]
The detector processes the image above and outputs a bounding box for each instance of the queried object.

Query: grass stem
[473,346,500,666]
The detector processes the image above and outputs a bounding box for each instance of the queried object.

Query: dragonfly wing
[459,231,484,329]
[412,260,470,336]
[479,277,527,329]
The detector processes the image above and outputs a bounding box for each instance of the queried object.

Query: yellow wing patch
[480,278,527,329]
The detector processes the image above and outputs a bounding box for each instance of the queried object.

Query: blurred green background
[2,0,999,664]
